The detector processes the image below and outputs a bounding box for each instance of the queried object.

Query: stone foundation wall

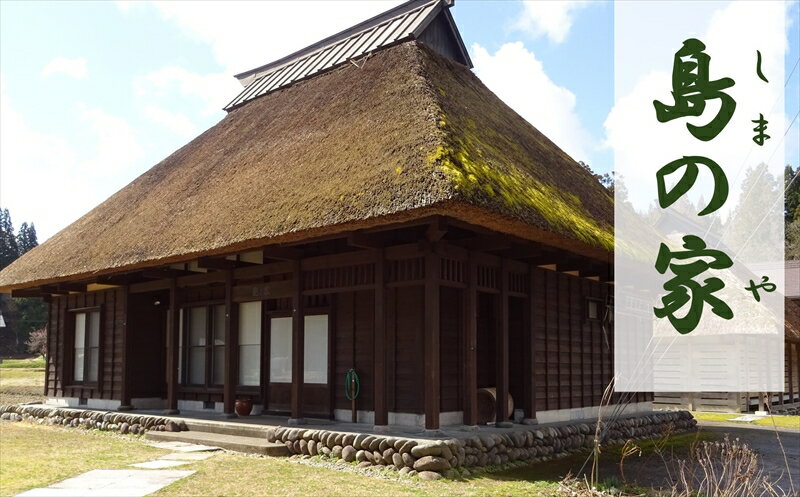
[0,404,696,480]
[266,411,696,479]
[0,404,187,435]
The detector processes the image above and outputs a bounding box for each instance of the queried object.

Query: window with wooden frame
[586,298,603,322]
[182,304,226,386]
[238,301,262,386]
[72,309,100,384]
[269,316,292,383]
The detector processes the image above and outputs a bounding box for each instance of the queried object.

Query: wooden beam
[165,278,180,414]
[223,270,237,417]
[118,285,133,410]
[142,268,192,280]
[497,245,544,260]
[463,253,478,427]
[290,260,305,422]
[347,231,386,249]
[373,249,387,427]
[130,279,171,294]
[451,236,513,252]
[11,288,48,298]
[496,261,510,426]
[97,273,139,285]
[263,246,302,261]
[524,266,537,422]
[426,217,448,243]
[424,250,441,431]
[197,257,238,271]
[42,283,86,294]
[234,261,293,279]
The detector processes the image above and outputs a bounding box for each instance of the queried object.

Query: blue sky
[0,0,797,241]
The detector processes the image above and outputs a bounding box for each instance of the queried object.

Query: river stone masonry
[1,405,695,478]
[267,410,696,477]
[0,404,187,435]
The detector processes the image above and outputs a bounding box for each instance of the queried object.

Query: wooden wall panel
[530,269,616,412]
[128,292,167,399]
[507,297,525,412]
[392,286,424,413]
[440,286,462,412]
[476,292,496,390]
[333,290,374,412]
[334,291,354,410]
[48,288,125,401]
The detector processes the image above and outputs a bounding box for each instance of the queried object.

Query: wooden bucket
[476,387,514,424]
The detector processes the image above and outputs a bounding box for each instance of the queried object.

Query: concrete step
[181,419,271,438]
[146,430,290,457]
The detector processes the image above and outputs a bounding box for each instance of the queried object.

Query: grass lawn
[0,423,167,496]
[0,423,562,497]
[693,412,800,430]
[0,367,44,405]
[0,357,46,369]
[0,421,710,497]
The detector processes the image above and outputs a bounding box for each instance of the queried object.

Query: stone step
[146,430,290,456]
[181,419,272,439]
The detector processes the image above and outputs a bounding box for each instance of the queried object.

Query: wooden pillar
[290,260,305,423]
[373,249,388,428]
[462,254,478,427]
[223,270,237,417]
[118,285,133,410]
[496,261,510,426]
[424,250,441,431]
[44,301,51,398]
[784,342,794,404]
[165,278,180,414]
[523,267,536,423]
[795,343,800,403]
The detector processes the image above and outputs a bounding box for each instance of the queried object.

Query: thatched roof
[0,41,613,291]
[785,298,800,343]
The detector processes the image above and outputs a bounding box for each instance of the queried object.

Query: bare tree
[25,327,47,358]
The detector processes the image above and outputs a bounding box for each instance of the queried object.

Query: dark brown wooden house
[0,0,650,431]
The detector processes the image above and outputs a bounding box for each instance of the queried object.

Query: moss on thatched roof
[0,41,613,291]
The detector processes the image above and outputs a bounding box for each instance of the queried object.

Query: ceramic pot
[235,397,253,416]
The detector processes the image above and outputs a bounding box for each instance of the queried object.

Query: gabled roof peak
[224,0,471,111]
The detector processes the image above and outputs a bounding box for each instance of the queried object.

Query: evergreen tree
[725,163,782,261]
[0,208,19,270]
[16,222,38,255]
[0,209,46,354]
[785,165,800,224]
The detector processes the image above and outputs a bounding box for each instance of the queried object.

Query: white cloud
[514,0,590,44]
[143,105,198,138]
[77,104,143,174]
[471,42,594,163]
[41,57,88,79]
[134,66,239,116]
[124,1,403,75]
[0,80,142,240]
[120,2,404,144]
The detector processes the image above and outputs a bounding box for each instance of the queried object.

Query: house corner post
[118,284,133,411]
[463,252,478,427]
[223,270,237,417]
[495,260,510,427]
[373,248,388,430]
[290,260,305,424]
[424,249,441,432]
[522,266,537,424]
[165,277,180,415]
